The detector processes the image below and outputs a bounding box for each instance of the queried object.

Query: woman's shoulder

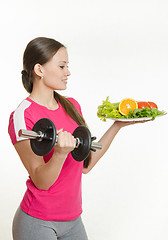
[65,97,83,116]
[64,96,79,105]
[65,97,81,110]
[9,98,35,125]
[8,98,36,145]
[11,98,32,114]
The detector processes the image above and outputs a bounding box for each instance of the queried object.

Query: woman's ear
[34,64,44,78]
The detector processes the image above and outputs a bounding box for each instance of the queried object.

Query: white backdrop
[1,0,168,239]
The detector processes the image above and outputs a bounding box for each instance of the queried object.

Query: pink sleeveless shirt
[8,97,84,221]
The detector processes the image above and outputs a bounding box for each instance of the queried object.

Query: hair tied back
[21,70,28,76]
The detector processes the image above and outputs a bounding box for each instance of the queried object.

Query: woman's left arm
[82,120,146,174]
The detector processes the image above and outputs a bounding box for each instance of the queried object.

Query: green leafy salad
[97,97,165,122]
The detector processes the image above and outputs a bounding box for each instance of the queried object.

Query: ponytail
[21,70,33,93]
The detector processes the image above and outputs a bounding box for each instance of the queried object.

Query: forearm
[83,122,121,173]
[32,130,76,190]
[32,152,67,190]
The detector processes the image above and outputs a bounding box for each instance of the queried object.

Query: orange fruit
[119,98,138,116]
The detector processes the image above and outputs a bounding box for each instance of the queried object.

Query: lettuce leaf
[126,107,165,120]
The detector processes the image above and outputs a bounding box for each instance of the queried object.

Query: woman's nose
[66,68,71,76]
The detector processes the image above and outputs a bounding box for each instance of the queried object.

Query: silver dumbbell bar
[18,129,102,150]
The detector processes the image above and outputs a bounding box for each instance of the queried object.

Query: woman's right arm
[14,130,76,190]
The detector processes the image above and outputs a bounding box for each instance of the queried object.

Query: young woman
[8,37,146,240]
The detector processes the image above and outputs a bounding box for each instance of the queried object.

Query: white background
[1,0,168,239]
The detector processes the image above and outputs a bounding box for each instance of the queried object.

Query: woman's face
[42,47,71,90]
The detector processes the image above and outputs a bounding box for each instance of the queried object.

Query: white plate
[109,112,167,122]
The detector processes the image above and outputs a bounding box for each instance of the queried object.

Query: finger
[57,128,63,134]
[136,119,152,123]
[66,132,76,148]
[71,135,76,148]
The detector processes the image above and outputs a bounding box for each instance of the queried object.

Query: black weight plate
[71,126,91,161]
[30,118,56,156]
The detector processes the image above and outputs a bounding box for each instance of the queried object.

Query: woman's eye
[60,65,69,69]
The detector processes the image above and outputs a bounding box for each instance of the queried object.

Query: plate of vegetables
[97,97,167,122]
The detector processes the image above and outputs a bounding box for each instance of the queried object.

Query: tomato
[148,102,158,109]
[138,102,150,109]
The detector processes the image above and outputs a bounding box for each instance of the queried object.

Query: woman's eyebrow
[59,61,69,63]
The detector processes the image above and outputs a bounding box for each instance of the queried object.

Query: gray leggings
[12,207,88,240]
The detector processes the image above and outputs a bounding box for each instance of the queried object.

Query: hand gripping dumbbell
[18,118,102,161]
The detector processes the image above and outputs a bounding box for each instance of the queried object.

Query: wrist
[113,121,123,130]
[52,149,68,161]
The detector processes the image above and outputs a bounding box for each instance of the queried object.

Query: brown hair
[22,37,91,168]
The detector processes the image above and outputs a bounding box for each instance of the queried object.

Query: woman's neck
[29,88,59,110]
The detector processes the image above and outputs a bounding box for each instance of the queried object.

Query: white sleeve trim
[13,99,31,142]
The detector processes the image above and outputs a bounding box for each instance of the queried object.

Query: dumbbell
[18,118,102,161]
